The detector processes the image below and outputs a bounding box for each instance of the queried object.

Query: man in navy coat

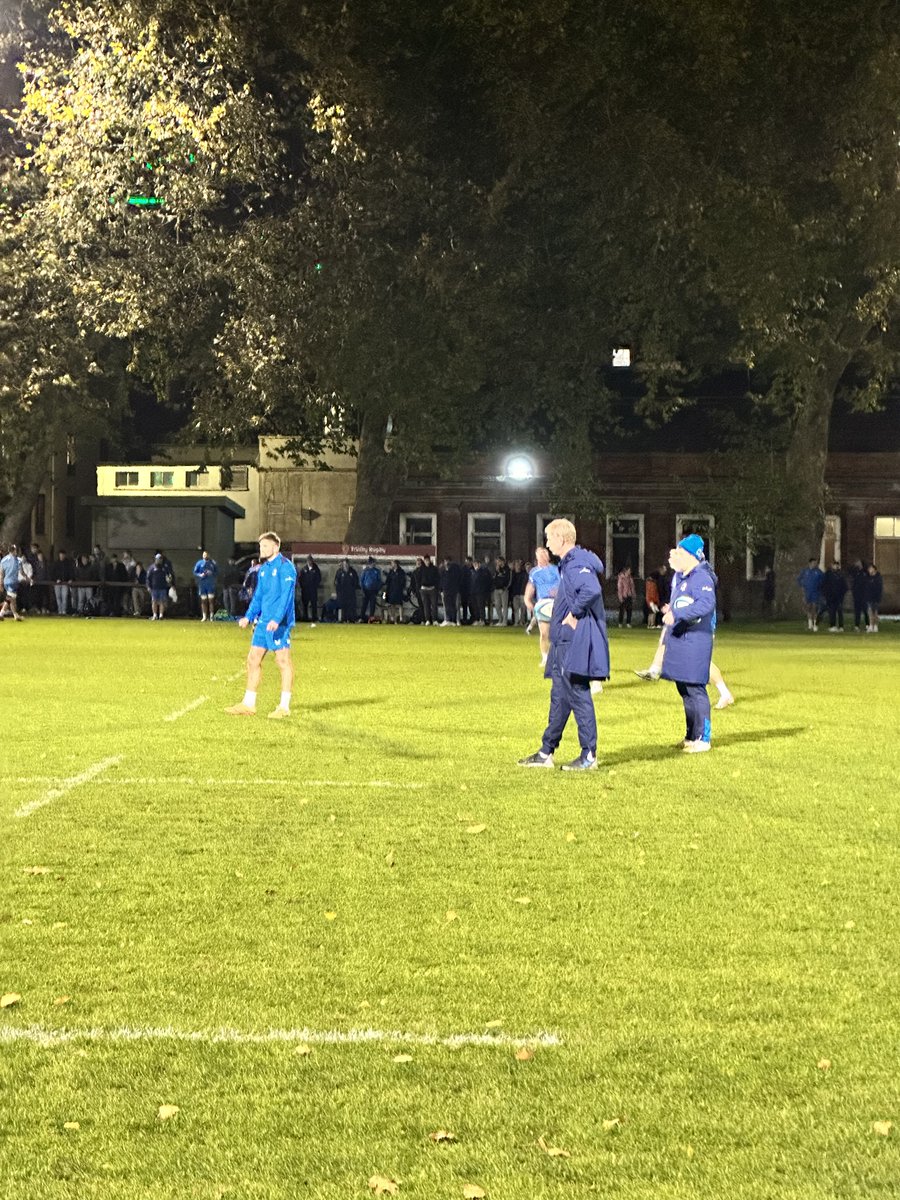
[660,534,718,753]
[518,518,609,771]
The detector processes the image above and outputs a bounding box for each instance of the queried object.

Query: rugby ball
[534,597,554,622]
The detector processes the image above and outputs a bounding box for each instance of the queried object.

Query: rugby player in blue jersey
[226,531,298,719]
[523,546,560,668]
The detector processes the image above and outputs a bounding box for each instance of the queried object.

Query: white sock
[717,686,732,701]
[279,691,291,711]
[243,690,257,709]
[540,652,548,666]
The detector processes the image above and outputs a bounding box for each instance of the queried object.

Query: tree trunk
[343,412,409,544]
[0,461,46,548]
[772,362,845,616]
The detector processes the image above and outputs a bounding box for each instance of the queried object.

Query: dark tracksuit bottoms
[677,682,711,743]
[540,666,597,757]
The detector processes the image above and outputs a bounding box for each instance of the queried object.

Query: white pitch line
[13,756,123,820]
[4,777,424,790]
[163,695,209,723]
[0,1024,561,1050]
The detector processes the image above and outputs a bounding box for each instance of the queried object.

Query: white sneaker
[440,620,452,627]
[715,694,735,709]
[828,626,837,632]
[683,739,711,753]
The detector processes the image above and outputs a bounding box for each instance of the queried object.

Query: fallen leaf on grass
[873,1120,893,1137]
[465,824,487,835]
[0,993,21,1009]
[515,1046,535,1061]
[485,1020,502,1029]
[294,1043,312,1056]
[51,922,67,930]
[157,1105,180,1121]
[21,918,33,926]
[368,1174,399,1195]
[63,1121,80,1131]
[324,911,337,921]
[392,1053,413,1063]
[513,896,531,905]
[429,1129,457,1142]
[537,1136,571,1158]
[844,920,856,930]
[445,910,459,922]
[565,832,576,843]
[53,996,71,1007]
[817,1058,831,1071]
[602,1116,625,1131]
[22,866,50,875]
[462,1185,486,1199]
[385,850,395,868]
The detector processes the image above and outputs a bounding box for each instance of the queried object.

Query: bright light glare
[505,454,535,481]
[612,347,631,367]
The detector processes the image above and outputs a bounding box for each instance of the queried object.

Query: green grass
[1,617,899,1198]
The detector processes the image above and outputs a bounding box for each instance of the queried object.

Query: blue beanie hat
[678,534,705,561]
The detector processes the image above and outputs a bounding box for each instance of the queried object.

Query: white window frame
[468,512,506,559]
[606,513,645,579]
[745,530,775,582]
[676,513,715,567]
[114,470,139,488]
[819,514,841,568]
[399,512,437,547]
[150,470,175,489]
[535,513,575,554]
[874,515,900,540]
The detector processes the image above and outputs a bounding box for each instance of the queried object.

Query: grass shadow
[603,725,808,766]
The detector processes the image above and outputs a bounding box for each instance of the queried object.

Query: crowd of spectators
[796,558,883,633]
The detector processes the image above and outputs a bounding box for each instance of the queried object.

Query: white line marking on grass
[5,777,424,791]
[0,1024,561,1050]
[163,695,209,722]
[13,756,123,820]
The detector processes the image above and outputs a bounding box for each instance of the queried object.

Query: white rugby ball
[534,597,554,622]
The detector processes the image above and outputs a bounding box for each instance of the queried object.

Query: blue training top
[0,554,19,587]
[246,554,297,629]
[529,563,560,600]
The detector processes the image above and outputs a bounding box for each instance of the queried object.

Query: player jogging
[523,546,560,667]
[226,532,297,719]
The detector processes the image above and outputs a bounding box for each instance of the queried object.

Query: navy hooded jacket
[660,560,718,685]
[545,546,610,681]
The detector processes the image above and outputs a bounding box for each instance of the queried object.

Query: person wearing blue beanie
[660,535,719,752]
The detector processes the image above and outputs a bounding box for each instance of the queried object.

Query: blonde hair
[258,530,281,547]
[544,518,577,545]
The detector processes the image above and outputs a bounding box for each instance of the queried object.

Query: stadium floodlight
[503,454,535,482]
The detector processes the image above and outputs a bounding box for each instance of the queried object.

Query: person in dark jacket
[656,564,672,609]
[660,534,718,752]
[52,550,75,615]
[848,559,868,631]
[762,567,776,618]
[146,554,171,621]
[509,559,529,626]
[334,558,359,623]
[384,560,407,624]
[418,555,440,625]
[439,557,462,625]
[359,557,382,622]
[472,558,492,625]
[491,557,511,625]
[822,561,848,632]
[459,556,475,624]
[222,558,243,617]
[518,519,609,771]
[866,563,883,633]
[299,555,322,622]
[105,554,129,616]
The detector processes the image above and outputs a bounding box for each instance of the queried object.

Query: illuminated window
[399,513,436,546]
[820,514,840,567]
[612,348,632,367]
[874,516,900,538]
[150,471,174,488]
[468,513,505,560]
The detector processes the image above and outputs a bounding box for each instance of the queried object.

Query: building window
[874,516,900,539]
[185,471,202,488]
[34,493,46,536]
[219,465,249,490]
[66,434,77,477]
[115,471,139,487]
[676,514,715,566]
[535,513,575,554]
[399,513,437,547]
[746,537,775,581]
[612,347,632,367]
[468,513,505,561]
[65,495,76,538]
[606,515,644,578]
[820,514,841,567]
[150,471,174,488]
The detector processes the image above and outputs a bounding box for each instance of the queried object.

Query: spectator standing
[644,573,661,628]
[797,558,825,632]
[299,555,322,621]
[616,565,636,627]
[460,556,475,624]
[822,561,848,632]
[32,550,50,613]
[491,557,511,625]
[105,554,129,616]
[242,558,260,608]
[73,554,92,613]
[439,556,462,626]
[660,534,718,753]
[509,559,529,626]
[222,558,243,617]
[193,550,218,621]
[656,564,672,609]
[146,554,170,620]
[472,558,492,625]
[334,557,359,623]
[132,561,147,616]
[866,563,883,633]
[16,552,33,613]
[52,550,74,616]
[849,559,869,631]
[762,567,776,618]
[0,545,25,621]
[384,560,407,624]
[359,557,382,622]
[419,555,440,625]
[90,544,106,601]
